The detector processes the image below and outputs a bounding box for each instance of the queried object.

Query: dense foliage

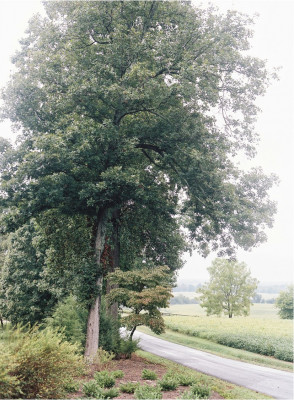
[0,1,278,353]
[0,326,84,399]
[197,258,258,317]
[275,285,294,319]
[107,266,173,338]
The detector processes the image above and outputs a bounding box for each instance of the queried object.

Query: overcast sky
[0,1,293,284]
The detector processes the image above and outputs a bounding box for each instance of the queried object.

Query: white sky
[0,1,293,284]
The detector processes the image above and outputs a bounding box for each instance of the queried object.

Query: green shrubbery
[120,382,140,393]
[141,368,158,380]
[134,384,162,399]
[45,294,87,347]
[0,326,84,399]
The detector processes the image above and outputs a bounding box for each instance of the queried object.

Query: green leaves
[197,258,258,318]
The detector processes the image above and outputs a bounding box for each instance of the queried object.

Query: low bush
[0,325,84,399]
[118,337,140,358]
[82,380,119,399]
[82,380,103,398]
[176,373,196,386]
[134,384,162,399]
[102,387,120,398]
[93,347,115,369]
[120,382,140,393]
[141,368,158,380]
[94,370,115,388]
[112,369,125,378]
[158,376,179,390]
[190,383,211,399]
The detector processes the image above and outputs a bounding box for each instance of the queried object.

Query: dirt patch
[70,354,224,399]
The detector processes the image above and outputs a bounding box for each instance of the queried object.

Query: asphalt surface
[133,330,293,399]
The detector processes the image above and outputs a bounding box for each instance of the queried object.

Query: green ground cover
[138,326,293,371]
[158,304,292,362]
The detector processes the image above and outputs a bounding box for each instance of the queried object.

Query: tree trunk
[84,208,107,360]
[106,209,120,319]
[129,325,137,340]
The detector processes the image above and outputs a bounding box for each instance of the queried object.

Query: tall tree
[0,1,277,357]
[275,286,294,319]
[197,258,258,318]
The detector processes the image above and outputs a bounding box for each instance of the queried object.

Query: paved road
[133,330,293,399]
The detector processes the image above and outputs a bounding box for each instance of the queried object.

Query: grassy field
[163,303,279,318]
[158,304,293,363]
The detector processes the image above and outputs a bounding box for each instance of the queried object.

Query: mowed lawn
[159,304,293,363]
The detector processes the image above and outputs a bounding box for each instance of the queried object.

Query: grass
[163,303,280,318]
[137,350,273,399]
[155,304,293,363]
[137,326,293,371]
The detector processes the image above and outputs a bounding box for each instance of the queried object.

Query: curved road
[133,330,293,399]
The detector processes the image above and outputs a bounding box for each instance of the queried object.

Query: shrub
[94,370,116,388]
[93,347,115,370]
[134,384,162,399]
[83,380,104,398]
[141,368,158,380]
[118,337,140,359]
[158,376,179,390]
[120,382,140,393]
[0,325,84,399]
[176,373,196,386]
[190,384,211,399]
[99,297,121,353]
[44,294,87,347]
[112,369,124,378]
[63,379,81,393]
[103,387,120,398]
[82,381,119,399]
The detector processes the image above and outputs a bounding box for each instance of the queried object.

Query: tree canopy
[275,286,294,319]
[0,1,277,356]
[197,258,258,318]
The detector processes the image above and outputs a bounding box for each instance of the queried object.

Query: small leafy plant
[120,382,140,393]
[141,368,158,380]
[102,387,120,398]
[82,380,104,398]
[134,384,162,399]
[158,376,179,390]
[190,383,211,398]
[111,369,124,378]
[94,370,115,388]
[176,373,197,386]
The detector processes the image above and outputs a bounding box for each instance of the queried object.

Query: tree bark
[106,209,120,319]
[84,208,107,360]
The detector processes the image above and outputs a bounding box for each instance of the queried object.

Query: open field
[159,304,293,363]
[163,303,279,318]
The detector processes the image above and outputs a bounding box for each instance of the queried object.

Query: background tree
[0,1,278,356]
[197,258,258,318]
[275,285,294,319]
[106,266,173,339]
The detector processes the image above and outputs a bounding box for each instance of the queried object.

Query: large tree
[0,1,277,357]
[275,286,294,320]
[197,258,258,318]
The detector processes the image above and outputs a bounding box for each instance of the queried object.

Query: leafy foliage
[0,326,84,399]
[120,382,140,394]
[141,368,158,380]
[197,258,258,317]
[0,1,278,353]
[134,384,162,399]
[44,294,87,346]
[94,370,115,388]
[107,266,173,337]
[275,285,294,319]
